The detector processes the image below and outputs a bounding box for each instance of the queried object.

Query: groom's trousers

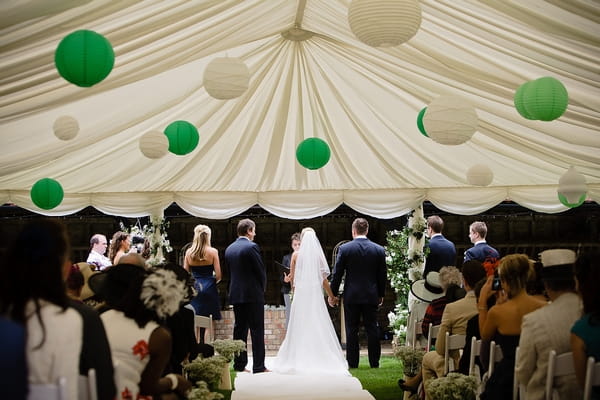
[344,303,381,368]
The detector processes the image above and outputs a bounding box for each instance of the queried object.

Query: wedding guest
[421,266,464,338]
[281,232,300,329]
[184,224,222,343]
[478,254,546,400]
[457,276,489,377]
[406,271,444,349]
[571,250,600,398]
[225,218,268,373]
[108,231,131,264]
[464,221,499,265]
[118,252,147,268]
[0,316,27,399]
[87,233,112,270]
[423,216,456,278]
[66,263,85,302]
[0,219,83,400]
[89,263,192,399]
[516,249,581,400]
[331,218,387,369]
[526,260,549,302]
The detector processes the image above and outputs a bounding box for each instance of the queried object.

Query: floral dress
[101,310,159,400]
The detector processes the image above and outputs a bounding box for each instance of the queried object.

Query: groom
[330,218,387,368]
[225,218,268,373]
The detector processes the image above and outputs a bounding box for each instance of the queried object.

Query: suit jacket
[331,237,386,305]
[516,293,582,400]
[225,237,266,304]
[280,253,292,294]
[424,234,456,277]
[436,291,478,358]
[463,241,499,263]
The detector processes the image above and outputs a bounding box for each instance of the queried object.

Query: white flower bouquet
[394,345,425,377]
[425,372,478,400]
[212,339,246,362]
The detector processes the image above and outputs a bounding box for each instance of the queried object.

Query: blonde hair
[189,225,211,261]
[498,254,530,298]
[438,266,462,291]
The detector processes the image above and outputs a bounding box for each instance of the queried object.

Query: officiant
[281,232,301,329]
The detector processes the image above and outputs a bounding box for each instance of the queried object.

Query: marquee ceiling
[0,0,599,219]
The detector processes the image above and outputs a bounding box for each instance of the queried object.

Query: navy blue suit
[424,234,456,278]
[331,237,387,368]
[464,241,500,264]
[225,237,267,372]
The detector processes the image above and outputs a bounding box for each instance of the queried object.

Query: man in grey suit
[330,218,387,368]
[224,218,268,373]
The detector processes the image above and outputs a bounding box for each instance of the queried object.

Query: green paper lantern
[296,138,331,170]
[55,30,115,87]
[164,121,199,155]
[30,178,64,210]
[522,77,568,121]
[513,82,536,120]
[558,193,585,208]
[417,107,428,137]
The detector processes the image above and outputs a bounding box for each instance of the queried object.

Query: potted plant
[211,339,246,390]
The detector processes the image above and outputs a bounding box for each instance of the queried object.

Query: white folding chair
[194,314,213,343]
[444,332,466,375]
[78,368,98,400]
[583,356,600,400]
[487,340,503,377]
[426,323,440,352]
[469,337,482,377]
[545,350,575,400]
[513,346,526,400]
[28,377,67,400]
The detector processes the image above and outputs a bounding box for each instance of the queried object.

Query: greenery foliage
[120,216,173,266]
[425,372,478,400]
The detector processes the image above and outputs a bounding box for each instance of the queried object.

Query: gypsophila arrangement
[120,216,173,266]
[394,345,425,377]
[212,339,246,363]
[425,372,478,400]
[184,355,228,389]
[388,304,410,343]
[187,381,224,400]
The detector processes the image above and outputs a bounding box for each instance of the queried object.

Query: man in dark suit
[330,218,387,369]
[423,215,456,278]
[464,221,500,265]
[224,218,268,373]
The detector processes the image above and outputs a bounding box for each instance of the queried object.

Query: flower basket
[425,372,478,400]
[394,346,425,377]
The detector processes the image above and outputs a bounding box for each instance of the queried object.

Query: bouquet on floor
[425,372,478,400]
[394,345,425,377]
[212,339,246,362]
[184,355,228,389]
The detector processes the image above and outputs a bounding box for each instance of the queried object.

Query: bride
[273,227,350,376]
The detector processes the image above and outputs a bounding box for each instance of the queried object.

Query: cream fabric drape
[0,0,598,218]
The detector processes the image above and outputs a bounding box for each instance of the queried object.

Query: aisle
[231,357,375,400]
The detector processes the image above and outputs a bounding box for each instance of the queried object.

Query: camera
[492,276,501,291]
[131,235,145,253]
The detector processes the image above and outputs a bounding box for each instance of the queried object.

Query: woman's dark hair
[0,219,71,347]
[108,231,129,262]
[117,272,159,328]
[574,250,600,324]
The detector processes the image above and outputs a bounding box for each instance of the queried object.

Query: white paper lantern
[203,57,250,100]
[53,115,79,140]
[558,166,587,203]
[423,96,478,145]
[348,0,422,47]
[467,164,493,186]
[139,130,169,159]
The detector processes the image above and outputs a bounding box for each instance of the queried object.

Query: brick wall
[214,309,288,352]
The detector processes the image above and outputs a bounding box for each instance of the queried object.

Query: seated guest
[0,316,27,399]
[89,264,192,399]
[478,254,546,400]
[66,264,85,302]
[516,249,581,400]
[87,234,112,270]
[0,219,83,400]
[571,250,600,399]
[422,267,464,338]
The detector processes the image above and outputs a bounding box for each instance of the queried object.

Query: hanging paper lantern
[422,96,478,145]
[203,57,250,100]
[348,0,422,47]
[416,107,428,137]
[513,82,536,120]
[466,164,494,186]
[54,30,115,87]
[296,138,331,170]
[53,116,80,141]
[557,166,587,208]
[30,178,64,210]
[522,77,568,121]
[139,130,169,159]
[164,121,199,156]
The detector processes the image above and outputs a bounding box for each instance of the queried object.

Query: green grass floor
[222,355,404,400]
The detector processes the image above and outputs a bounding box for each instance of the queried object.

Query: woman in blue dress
[184,224,222,341]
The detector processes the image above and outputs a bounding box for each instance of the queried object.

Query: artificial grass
[350,355,405,400]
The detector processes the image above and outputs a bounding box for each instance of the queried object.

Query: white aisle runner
[231,357,375,400]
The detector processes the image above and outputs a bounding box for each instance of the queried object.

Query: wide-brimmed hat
[539,249,576,280]
[411,271,444,302]
[88,263,148,306]
[75,262,98,300]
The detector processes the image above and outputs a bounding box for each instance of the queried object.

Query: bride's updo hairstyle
[498,254,531,299]
[189,224,211,261]
[300,227,315,239]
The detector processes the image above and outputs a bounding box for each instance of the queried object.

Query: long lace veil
[294,228,329,289]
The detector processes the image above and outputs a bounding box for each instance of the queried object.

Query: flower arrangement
[425,372,478,400]
[187,381,224,400]
[120,216,173,266]
[212,339,246,362]
[394,345,425,377]
[184,354,228,389]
